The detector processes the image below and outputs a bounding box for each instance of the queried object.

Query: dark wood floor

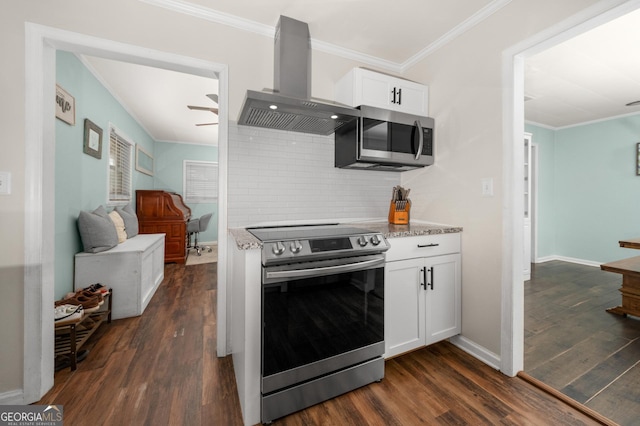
[525,260,640,426]
[39,260,601,425]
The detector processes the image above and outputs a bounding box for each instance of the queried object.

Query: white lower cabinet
[384,234,461,358]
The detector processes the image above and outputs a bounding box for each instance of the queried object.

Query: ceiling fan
[188,94,219,126]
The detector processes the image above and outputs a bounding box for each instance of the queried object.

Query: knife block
[388,200,410,225]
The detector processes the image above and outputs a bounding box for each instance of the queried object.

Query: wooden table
[600,255,640,317]
[618,237,640,250]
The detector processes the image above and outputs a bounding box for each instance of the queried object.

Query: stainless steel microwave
[335,105,434,172]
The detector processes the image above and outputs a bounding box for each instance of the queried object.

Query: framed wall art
[83,119,103,159]
[55,84,75,125]
[135,144,154,176]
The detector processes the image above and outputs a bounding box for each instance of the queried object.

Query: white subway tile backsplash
[228,123,401,227]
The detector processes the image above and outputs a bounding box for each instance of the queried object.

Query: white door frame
[501,0,640,376]
[24,23,229,402]
[531,143,538,263]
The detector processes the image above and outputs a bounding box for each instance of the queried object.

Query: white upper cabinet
[335,68,429,116]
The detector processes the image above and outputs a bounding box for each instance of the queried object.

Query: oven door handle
[265,257,385,281]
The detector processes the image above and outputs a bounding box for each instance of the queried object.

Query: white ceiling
[525,8,640,129]
[81,0,640,145]
[83,56,219,145]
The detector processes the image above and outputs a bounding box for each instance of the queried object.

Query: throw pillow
[77,205,119,253]
[108,210,128,243]
[116,203,139,238]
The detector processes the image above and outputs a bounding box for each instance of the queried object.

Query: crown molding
[401,0,513,72]
[140,0,403,72]
[141,0,511,75]
[526,109,640,131]
[139,0,275,37]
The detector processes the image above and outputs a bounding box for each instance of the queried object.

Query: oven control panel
[262,233,389,265]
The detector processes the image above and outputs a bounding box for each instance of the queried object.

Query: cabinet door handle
[429,267,434,290]
[421,268,427,290]
[417,243,439,248]
[398,88,402,105]
[391,88,397,104]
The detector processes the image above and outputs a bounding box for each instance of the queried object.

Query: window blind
[109,129,133,203]
[184,160,218,203]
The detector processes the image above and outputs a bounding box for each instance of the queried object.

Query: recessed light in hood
[237,16,359,136]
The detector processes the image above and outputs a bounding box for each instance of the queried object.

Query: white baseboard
[0,389,25,405]
[535,255,601,268]
[449,335,501,371]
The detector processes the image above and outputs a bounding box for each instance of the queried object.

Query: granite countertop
[229,228,263,250]
[229,221,462,250]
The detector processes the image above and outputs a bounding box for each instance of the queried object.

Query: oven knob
[370,235,382,246]
[290,240,303,254]
[357,236,368,247]
[272,241,286,255]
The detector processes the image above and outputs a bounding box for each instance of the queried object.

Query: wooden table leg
[607,274,640,318]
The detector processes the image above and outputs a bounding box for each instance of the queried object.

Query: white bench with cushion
[75,204,165,319]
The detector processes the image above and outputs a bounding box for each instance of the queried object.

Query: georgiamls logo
[43,405,62,414]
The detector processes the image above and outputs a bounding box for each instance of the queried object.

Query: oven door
[261,254,385,394]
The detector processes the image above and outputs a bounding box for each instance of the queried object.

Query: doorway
[24,23,229,403]
[502,0,640,419]
[502,0,640,377]
[54,51,220,301]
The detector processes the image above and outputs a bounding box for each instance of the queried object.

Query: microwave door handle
[357,116,363,160]
[414,120,424,160]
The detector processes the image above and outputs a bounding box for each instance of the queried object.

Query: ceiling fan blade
[196,123,218,126]
[187,105,219,114]
[206,94,218,104]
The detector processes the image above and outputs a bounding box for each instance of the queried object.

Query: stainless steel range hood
[237,16,359,136]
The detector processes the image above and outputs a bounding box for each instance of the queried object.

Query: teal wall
[527,115,640,264]
[55,51,218,300]
[56,51,155,299]
[154,141,218,243]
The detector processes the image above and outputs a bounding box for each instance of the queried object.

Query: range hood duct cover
[237,16,358,136]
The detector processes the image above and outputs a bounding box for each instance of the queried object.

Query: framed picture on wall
[135,144,154,176]
[55,84,75,125]
[83,119,103,159]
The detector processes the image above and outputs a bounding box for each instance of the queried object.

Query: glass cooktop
[247,224,376,242]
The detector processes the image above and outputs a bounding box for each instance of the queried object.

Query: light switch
[0,171,11,195]
[481,178,493,197]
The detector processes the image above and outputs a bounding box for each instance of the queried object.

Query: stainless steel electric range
[247,224,390,423]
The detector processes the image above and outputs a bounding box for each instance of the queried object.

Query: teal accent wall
[56,51,155,299]
[154,141,218,243]
[527,115,640,264]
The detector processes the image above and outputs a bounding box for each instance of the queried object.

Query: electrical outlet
[0,171,11,195]
[481,178,493,197]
